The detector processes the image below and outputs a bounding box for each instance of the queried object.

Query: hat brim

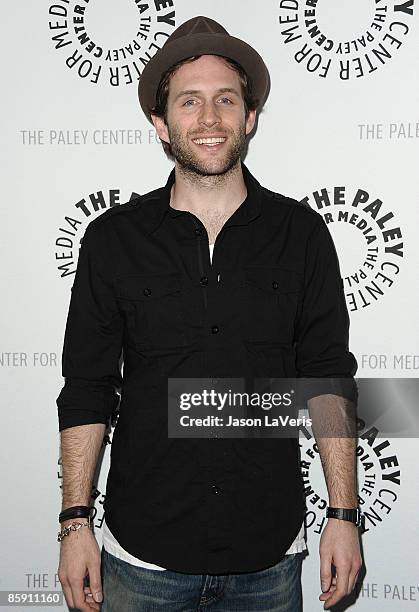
[138,32,270,124]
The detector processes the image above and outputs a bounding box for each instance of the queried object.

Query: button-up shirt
[57,161,357,574]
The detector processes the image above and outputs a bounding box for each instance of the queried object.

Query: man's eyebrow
[174,87,241,100]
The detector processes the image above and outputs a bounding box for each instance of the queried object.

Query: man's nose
[198,102,221,127]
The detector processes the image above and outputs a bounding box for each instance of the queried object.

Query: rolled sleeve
[294,216,358,403]
[56,222,123,431]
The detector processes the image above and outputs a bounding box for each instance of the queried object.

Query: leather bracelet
[59,505,91,523]
[57,517,92,542]
[326,506,364,527]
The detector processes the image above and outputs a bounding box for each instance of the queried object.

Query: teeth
[193,137,226,145]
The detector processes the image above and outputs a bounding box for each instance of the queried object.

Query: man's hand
[58,521,103,612]
[318,518,362,610]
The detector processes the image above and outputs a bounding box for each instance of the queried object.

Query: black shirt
[57,161,357,574]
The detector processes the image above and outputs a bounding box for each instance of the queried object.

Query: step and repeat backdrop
[2,1,418,610]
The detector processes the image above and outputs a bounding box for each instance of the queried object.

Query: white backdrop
[1,1,418,610]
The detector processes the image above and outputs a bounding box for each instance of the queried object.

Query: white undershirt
[102,243,307,569]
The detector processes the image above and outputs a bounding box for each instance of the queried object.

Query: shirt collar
[141,161,262,235]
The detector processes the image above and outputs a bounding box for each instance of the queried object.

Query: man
[56,15,362,612]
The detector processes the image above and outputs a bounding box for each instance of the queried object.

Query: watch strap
[326,506,364,527]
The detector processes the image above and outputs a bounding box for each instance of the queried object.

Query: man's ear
[151,113,170,145]
[245,109,257,136]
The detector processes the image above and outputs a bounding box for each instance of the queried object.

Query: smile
[192,137,227,146]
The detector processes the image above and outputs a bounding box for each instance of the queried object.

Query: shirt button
[200,276,208,285]
[211,484,221,494]
[211,325,219,334]
[143,287,152,296]
[272,280,279,290]
[194,228,202,236]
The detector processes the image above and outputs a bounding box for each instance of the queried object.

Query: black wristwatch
[326,506,364,527]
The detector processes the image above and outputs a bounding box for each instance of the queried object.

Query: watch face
[357,510,365,528]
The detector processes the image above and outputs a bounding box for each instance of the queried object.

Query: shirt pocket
[114,272,187,350]
[241,266,303,345]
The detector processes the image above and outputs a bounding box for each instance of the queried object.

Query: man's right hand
[58,520,103,612]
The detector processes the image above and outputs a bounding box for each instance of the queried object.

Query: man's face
[152,55,256,176]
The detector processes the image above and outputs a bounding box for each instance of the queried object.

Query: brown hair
[151,55,259,158]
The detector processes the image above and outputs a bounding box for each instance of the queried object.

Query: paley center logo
[48,0,176,86]
[54,188,138,279]
[301,187,404,312]
[277,0,414,80]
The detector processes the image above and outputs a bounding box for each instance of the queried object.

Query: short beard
[167,121,247,179]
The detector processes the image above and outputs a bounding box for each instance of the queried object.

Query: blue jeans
[100,547,303,611]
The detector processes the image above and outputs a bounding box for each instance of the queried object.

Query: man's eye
[183,97,232,106]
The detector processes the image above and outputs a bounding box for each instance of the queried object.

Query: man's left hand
[318,518,363,609]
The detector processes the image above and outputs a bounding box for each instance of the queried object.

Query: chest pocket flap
[244,267,303,294]
[115,273,182,300]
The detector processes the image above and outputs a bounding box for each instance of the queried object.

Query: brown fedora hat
[138,15,270,124]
